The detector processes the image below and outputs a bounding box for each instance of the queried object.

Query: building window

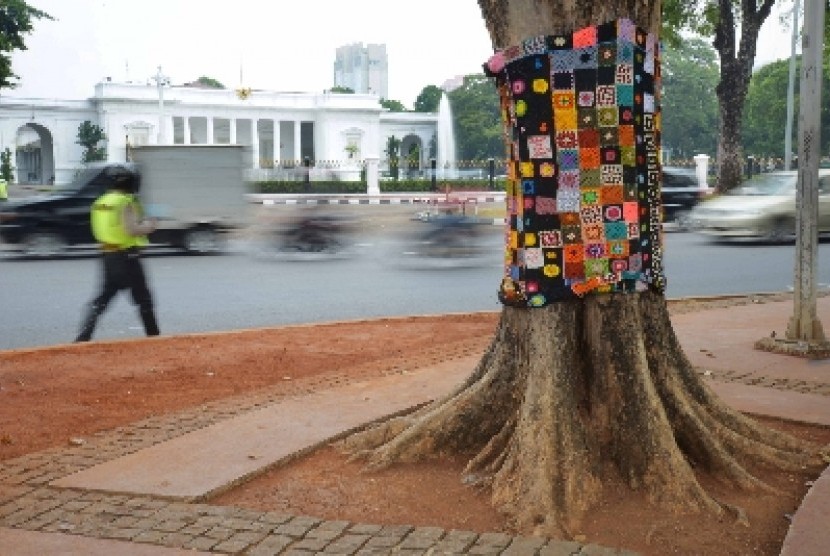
[125,122,152,147]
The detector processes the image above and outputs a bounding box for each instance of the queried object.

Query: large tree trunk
[715,71,747,191]
[712,0,775,190]
[342,0,823,538]
[343,292,817,535]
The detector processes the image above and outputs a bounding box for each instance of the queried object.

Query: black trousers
[75,249,159,341]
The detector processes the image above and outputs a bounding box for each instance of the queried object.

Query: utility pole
[787,0,828,352]
[784,0,801,172]
[153,66,170,144]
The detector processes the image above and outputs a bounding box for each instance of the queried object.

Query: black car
[661,166,711,230]
[0,164,116,257]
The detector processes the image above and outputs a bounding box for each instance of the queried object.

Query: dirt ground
[2,300,829,556]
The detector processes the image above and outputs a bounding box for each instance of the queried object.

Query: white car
[689,171,830,242]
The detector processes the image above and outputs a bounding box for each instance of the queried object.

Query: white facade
[0,81,437,186]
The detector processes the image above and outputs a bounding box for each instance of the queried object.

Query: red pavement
[673,295,830,556]
[0,294,828,555]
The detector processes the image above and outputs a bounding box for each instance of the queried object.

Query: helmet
[105,164,140,193]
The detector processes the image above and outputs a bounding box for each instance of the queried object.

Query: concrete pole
[787,0,827,344]
[784,0,801,172]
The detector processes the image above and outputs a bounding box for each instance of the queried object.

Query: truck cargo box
[129,144,249,228]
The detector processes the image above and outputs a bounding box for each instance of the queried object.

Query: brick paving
[2,295,829,555]
[0,345,639,555]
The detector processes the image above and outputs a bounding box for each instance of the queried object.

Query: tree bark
[341,0,823,538]
[342,292,817,535]
[712,0,775,190]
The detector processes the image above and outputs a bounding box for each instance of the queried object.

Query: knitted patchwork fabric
[484,18,665,307]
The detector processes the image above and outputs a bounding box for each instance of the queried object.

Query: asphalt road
[1,213,828,350]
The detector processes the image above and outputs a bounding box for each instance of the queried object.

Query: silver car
[689,171,830,242]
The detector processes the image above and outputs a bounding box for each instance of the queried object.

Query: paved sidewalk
[1,295,829,555]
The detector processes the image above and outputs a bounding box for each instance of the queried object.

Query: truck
[0,145,250,257]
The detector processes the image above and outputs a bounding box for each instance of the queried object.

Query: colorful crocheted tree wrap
[484,18,665,307]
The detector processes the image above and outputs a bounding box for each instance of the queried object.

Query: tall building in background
[333,43,388,98]
[441,75,465,93]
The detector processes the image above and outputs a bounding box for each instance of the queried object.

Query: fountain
[436,92,458,179]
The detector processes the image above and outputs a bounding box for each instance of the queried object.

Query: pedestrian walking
[0,177,8,201]
[75,165,160,342]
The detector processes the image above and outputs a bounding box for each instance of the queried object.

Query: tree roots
[339,290,823,537]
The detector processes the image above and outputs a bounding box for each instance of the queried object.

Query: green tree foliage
[76,121,107,163]
[385,135,400,180]
[406,143,420,172]
[193,76,224,89]
[0,0,52,90]
[379,98,407,112]
[743,58,794,157]
[742,55,830,158]
[663,0,776,189]
[428,134,437,160]
[661,38,719,158]
[446,74,504,162]
[413,85,444,112]
[0,147,13,182]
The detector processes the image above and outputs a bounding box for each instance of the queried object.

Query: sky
[7,0,799,109]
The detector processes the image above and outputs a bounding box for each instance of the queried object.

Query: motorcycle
[277,213,349,253]
[400,214,490,267]
[254,208,357,261]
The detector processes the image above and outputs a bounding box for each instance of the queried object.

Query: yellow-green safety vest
[91,191,149,249]
[0,179,7,200]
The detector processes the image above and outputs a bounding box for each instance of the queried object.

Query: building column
[293,121,302,163]
[252,118,260,168]
[272,119,281,167]
[207,117,214,144]
[164,116,174,145]
[183,117,191,145]
[229,118,237,145]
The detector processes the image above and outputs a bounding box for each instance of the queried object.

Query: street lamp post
[785,0,828,353]
[784,0,801,172]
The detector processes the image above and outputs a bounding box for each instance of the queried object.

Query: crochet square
[490,18,662,305]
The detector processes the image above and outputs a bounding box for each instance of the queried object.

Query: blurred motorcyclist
[278,206,351,253]
[416,212,482,257]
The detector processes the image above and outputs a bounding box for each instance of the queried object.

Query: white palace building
[0,79,440,186]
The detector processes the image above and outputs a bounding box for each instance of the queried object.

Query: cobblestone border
[2,294,825,555]
[1,485,636,555]
[0,336,637,554]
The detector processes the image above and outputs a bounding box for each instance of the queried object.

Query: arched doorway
[15,123,55,185]
[399,134,424,178]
